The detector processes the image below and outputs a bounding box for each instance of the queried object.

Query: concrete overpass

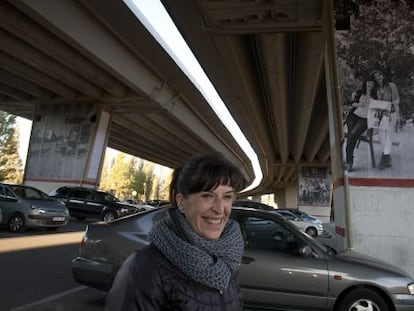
[2,0,414,280]
[0,0,337,197]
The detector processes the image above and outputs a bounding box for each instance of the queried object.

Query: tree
[0,111,22,182]
[108,153,136,199]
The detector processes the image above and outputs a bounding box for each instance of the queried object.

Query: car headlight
[408,283,414,295]
[31,206,46,214]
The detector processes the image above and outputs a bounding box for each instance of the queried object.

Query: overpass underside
[0,0,334,196]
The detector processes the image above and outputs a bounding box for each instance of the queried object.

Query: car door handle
[242,256,255,264]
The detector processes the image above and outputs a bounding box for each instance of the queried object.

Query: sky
[16,116,32,165]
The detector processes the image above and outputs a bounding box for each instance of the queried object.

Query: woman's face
[373,72,384,84]
[177,184,234,240]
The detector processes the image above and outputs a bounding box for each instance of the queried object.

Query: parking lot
[0,215,339,311]
[0,219,106,311]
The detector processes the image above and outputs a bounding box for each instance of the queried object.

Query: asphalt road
[0,219,106,311]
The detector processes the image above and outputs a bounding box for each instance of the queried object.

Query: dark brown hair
[169,153,246,206]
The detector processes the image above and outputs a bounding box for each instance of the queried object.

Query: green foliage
[0,111,22,182]
[99,150,171,202]
[336,0,414,116]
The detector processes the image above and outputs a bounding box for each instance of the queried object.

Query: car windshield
[9,185,52,200]
[101,192,120,203]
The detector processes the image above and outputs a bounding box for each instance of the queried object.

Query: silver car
[72,206,414,310]
[0,183,69,232]
[275,209,324,237]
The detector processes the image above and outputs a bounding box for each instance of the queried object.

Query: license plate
[52,217,65,221]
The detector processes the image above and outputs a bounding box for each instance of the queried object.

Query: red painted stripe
[333,178,344,189]
[335,226,346,237]
[332,177,414,188]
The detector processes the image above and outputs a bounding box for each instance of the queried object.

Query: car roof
[233,200,276,211]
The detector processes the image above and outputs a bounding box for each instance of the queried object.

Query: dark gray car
[0,183,69,232]
[72,206,414,310]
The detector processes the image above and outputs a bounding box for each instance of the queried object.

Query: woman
[105,153,246,311]
[345,79,374,171]
[370,69,400,169]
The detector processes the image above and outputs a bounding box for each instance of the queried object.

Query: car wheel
[8,214,25,233]
[305,227,317,237]
[102,211,115,222]
[339,288,389,311]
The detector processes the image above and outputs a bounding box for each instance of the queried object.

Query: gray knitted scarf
[148,208,244,291]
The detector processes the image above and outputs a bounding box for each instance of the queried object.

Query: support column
[23,103,111,193]
[274,189,286,209]
[322,0,349,251]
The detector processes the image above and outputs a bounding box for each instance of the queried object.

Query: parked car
[49,186,139,222]
[72,206,414,310]
[0,183,69,232]
[145,199,170,207]
[120,198,154,212]
[275,209,324,237]
[279,208,323,224]
[233,200,323,237]
[233,199,277,211]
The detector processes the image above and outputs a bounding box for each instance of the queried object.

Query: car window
[0,185,16,199]
[70,189,88,199]
[239,215,298,252]
[83,190,94,201]
[50,187,69,197]
[101,192,119,203]
[278,211,298,221]
[9,186,50,200]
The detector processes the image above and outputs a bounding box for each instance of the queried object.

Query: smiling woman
[105,153,247,311]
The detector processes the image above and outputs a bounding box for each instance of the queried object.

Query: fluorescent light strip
[123,0,262,192]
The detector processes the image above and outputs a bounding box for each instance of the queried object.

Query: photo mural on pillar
[25,103,96,181]
[336,0,414,178]
[298,167,332,223]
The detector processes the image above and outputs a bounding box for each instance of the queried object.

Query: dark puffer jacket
[105,245,243,311]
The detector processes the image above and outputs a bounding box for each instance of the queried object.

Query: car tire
[339,288,389,311]
[305,227,317,237]
[8,213,25,233]
[102,211,115,222]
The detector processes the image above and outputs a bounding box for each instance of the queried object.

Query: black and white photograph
[25,103,95,180]
[298,167,331,207]
[337,0,414,178]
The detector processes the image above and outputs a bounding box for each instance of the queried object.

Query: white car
[120,199,154,212]
[275,210,324,237]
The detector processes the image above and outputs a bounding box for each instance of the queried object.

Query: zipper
[219,289,225,311]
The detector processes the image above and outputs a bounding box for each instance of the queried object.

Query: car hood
[26,199,67,211]
[336,250,409,277]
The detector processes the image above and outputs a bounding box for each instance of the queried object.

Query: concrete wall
[349,185,414,278]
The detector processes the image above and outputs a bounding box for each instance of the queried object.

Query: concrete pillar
[23,103,111,193]
[273,189,286,209]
